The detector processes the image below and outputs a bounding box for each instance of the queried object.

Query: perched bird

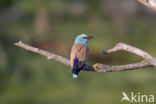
[70,34,93,79]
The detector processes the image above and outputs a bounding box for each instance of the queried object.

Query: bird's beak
[83,36,93,40]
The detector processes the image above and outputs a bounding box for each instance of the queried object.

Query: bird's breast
[70,43,89,67]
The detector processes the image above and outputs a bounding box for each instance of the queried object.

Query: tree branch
[14,41,156,72]
[14,41,70,66]
[138,0,156,11]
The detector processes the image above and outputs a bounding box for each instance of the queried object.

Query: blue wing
[72,54,79,74]
[72,53,86,79]
[72,53,82,79]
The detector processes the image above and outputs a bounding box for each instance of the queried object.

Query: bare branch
[138,0,156,11]
[14,41,156,72]
[93,61,151,72]
[14,41,71,66]
[104,42,153,59]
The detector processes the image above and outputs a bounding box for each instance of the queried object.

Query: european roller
[70,34,93,79]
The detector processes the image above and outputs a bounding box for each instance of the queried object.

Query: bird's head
[74,34,93,46]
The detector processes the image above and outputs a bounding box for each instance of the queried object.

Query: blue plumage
[72,53,79,79]
[70,34,93,79]
[75,34,89,46]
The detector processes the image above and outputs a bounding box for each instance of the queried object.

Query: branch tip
[102,50,108,54]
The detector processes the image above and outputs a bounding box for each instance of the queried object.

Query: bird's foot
[78,61,85,68]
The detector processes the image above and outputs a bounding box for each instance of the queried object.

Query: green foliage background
[0,0,156,104]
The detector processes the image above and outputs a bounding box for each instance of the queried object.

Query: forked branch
[14,41,156,72]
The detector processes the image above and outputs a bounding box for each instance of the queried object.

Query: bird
[70,34,93,79]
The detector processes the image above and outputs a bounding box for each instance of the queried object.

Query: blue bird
[70,34,93,79]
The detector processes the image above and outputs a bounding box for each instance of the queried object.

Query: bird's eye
[83,36,87,39]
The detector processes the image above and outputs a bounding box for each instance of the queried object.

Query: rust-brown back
[70,43,89,67]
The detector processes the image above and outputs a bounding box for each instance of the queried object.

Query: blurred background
[0,0,156,104]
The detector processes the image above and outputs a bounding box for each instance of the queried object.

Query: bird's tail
[72,53,80,79]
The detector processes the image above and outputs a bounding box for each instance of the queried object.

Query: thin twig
[138,0,156,11]
[14,41,156,72]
